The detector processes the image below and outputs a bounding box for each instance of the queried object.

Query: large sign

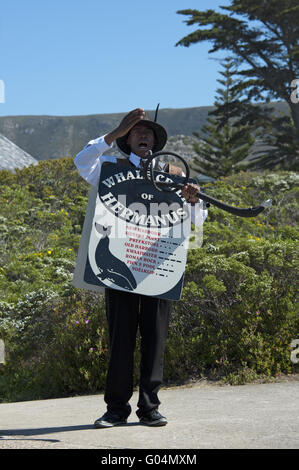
[73,161,195,300]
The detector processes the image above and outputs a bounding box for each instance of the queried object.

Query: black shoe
[139,409,168,427]
[94,411,127,428]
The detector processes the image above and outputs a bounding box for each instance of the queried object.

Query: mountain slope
[0,102,288,162]
[0,107,212,161]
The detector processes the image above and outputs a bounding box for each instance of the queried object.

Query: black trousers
[104,288,172,419]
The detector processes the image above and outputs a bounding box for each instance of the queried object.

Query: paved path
[0,377,298,449]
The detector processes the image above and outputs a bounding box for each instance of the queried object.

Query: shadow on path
[0,422,140,438]
[0,436,60,443]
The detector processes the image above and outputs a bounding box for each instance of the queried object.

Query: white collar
[129,152,143,168]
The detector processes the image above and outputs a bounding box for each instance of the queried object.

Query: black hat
[116,104,167,155]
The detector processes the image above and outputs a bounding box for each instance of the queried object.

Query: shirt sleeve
[190,203,208,226]
[74,135,114,186]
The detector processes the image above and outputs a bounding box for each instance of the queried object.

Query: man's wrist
[104,128,120,146]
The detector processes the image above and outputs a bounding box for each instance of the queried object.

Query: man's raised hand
[105,108,145,145]
[117,108,145,137]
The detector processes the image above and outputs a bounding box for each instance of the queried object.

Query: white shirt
[74,135,208,226]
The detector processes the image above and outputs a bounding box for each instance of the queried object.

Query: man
[74,108,206,428]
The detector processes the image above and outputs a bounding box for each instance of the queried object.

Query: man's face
[126,123,155,158]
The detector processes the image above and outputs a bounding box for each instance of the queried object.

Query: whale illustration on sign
[94,222,137,291]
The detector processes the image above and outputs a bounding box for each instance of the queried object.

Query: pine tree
[176,0,299,170]
[192,58,255,178]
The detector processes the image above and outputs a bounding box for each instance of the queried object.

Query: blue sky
[1,0,231,116]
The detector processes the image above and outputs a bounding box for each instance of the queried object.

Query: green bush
[164,239,298,384]
[0,161,298,401]
[0,289,109,401]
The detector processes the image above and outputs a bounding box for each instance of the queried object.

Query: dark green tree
[192,58,255,177]
[176,0,299,169]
